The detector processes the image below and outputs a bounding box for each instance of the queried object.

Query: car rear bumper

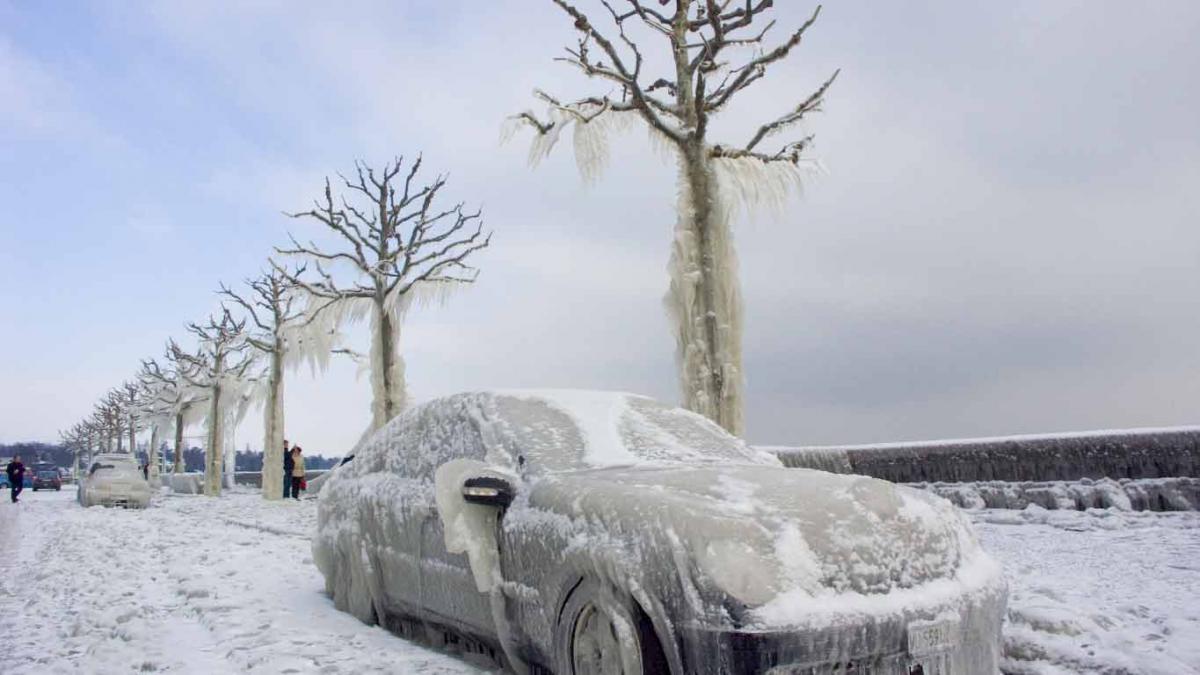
[82,490,151,508]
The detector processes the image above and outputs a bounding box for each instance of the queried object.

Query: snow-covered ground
[974,507,1200,674]
[1,488,1196,674]
[0,488,488,675]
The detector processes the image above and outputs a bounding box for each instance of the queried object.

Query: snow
[3,472,1194,674]
[973,508,1200,674]
[0,489,489,674]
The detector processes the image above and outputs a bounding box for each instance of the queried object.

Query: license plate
[907,618,958,656]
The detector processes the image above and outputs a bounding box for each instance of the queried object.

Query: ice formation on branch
[273,156,491,434]
[505,1,837,435]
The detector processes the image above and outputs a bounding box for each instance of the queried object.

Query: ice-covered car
[78,454,151,508]
[315,391,1006,674]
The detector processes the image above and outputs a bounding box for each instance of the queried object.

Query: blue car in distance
[0,460,36,489]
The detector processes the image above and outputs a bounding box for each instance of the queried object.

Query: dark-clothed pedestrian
[6,455,26,503]
[282,439,293,499]
[289,446,305,500]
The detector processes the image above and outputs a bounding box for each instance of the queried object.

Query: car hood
[524,464,979,605]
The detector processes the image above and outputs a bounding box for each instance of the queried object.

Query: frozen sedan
[78,454,151,508]
[315,391,1005,674]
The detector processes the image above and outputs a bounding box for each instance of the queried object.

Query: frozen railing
[766,426,1200,483]
[919,477,1200,512]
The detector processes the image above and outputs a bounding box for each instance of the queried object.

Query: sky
[2,1,1198,455]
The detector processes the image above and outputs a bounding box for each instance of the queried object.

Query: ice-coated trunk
[261,349,285,500]
[369,297,407,431]
[665,142,745,436]
[173,411,185,474]
[148,423,161,483]
[204,381,224,497]
[128,419,136,458]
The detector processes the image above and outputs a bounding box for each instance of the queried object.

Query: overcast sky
[2,1,1198,455]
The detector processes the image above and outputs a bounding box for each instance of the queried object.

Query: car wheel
[556,579,665,675]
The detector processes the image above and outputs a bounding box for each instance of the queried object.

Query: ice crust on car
[314,390,1005,671]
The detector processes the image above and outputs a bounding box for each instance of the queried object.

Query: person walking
[6,455,26,503]
[282,439,293,499]
[289,446,305,500]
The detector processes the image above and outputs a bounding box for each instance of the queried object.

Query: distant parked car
[316,391,1006,674]
[78,454,151,508]
[32,466,62,491]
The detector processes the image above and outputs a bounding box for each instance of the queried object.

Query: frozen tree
[275,157,491,432]
[172,309,257,497]
[92,393,127,453]
[154,342,207,474]
[115,381,143,461]
[138,357,194,482]
[218,267,326,500]
[507,1,837,435]
[60,422,96,481]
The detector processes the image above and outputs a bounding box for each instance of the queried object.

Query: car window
[364,397,490,483]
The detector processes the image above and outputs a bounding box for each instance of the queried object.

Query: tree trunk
[261,349,285,500]
[148,423,161,485]
[666,143,745,436]
[128,419,136,459]
[173,411,185,474]
[370,299,407,431]
[204,383,223,497]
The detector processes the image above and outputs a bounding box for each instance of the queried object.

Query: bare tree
[93,393,126,453]
[274,157,491,432]
[173,309,257,496]
[154,342,206,474]
[219,267,312,501]
[116,381,143,461]
[60,422,96,482]
[508,1,837,435]
[138,356,195,482]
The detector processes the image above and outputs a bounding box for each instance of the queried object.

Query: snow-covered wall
[768,426,1200,483]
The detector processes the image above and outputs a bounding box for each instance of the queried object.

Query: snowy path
[0,489,488,675]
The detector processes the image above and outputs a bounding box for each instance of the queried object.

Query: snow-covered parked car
[315,391,1006,674]
[78,454,151,508]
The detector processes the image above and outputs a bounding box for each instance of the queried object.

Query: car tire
[554,579,668,675]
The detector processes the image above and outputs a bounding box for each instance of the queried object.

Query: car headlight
[697,539,784,607]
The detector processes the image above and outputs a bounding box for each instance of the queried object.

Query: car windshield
[491,392,774,474]
[37,470,57,479]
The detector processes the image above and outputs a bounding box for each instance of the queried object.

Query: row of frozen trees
[58,0,835,493]
[59,157,491,500]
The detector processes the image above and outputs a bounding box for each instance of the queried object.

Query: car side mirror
[461,475,515,509]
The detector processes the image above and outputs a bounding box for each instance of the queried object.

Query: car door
[418,502,495,633]
[413,415,498,634]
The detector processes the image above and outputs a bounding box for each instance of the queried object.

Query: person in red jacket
[6,455,26,503]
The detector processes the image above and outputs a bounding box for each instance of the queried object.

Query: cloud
[4,1,1199,454]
